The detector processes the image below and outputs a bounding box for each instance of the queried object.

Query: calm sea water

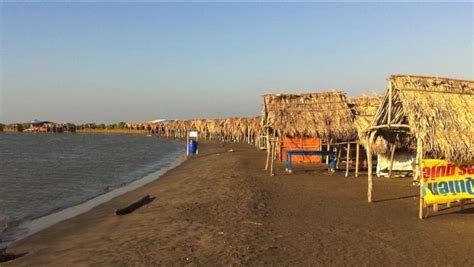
[0,133,184,244]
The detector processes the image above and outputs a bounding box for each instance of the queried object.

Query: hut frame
[364,75,474,219]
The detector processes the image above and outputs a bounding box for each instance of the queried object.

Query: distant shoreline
[1,129,149,135]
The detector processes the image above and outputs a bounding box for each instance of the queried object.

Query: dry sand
[3,141,474,266]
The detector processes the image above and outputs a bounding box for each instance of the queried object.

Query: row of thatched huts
[126,117,262,145]
[259,74,473,218]
[261,75,472,173]
[261,90,383,176]
[126,75,472,186]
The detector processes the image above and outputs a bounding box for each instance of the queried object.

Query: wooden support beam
[265,128,270,170]
[433,203,439,213]
[417,136,425,219]
[388,81,393,127]
[367,132,375,203]
[270,131,276,176]
[355,143,360,177]
[388,144,396,178]
[326,141,330,164]
[336,146,342,169]
[364,124,411,132]
[345,143,350,177]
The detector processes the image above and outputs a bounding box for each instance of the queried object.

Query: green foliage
[106,124,117,130]
[116,122,126,129]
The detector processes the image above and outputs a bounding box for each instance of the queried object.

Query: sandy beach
[3,141,474,266]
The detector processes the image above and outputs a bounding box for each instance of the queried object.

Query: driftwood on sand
[115,195,155,216]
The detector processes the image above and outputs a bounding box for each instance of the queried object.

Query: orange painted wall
[281,137,322,163]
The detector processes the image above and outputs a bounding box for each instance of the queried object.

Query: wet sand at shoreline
[4,141,474,266]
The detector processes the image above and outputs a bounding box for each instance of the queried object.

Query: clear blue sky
[1,2,472,124]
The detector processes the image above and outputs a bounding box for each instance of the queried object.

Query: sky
[0,2,472,124]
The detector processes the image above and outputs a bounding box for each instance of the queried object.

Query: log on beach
[0,249,27,263]
[115,195,155,216]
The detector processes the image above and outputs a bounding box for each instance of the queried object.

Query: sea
[0,133,185,247]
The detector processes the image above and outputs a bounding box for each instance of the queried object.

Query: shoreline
[0,141,186,250]
[3,141,474,265]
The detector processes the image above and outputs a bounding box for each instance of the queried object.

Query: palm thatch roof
[367,75,474,163]
[261,90,355,141]
[349,96,383,144]
[150,117,261,140]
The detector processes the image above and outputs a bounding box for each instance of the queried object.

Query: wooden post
[417,136,424,219]
[270,131,276,176]
[265,128,270,170]
[336,145,342,168]
[326,141,330,164]
[388,144,396,178]
[355,143,360,177]
[388,81,392,127]
[345,143,350,177]
[367,132,375,203]
[247,128,251,144]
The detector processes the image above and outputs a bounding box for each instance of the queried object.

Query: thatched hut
[350,96,383,144]
[262,91,355,140]
[261,91,355,175]
[364,75,474,218]
[334,96,383,177]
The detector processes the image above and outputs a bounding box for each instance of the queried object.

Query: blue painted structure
[285,150,336,173]
[188,140,198,154]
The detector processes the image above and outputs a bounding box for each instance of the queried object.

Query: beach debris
[115,195,155,216]
[242,220,263,226]
[0,248,27,263]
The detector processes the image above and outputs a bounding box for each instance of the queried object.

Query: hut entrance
[280,137,321,163]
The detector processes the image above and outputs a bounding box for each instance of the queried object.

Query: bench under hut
[364,74,474,218]
[261,90,356,176]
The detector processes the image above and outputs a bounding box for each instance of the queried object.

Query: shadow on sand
[373,194,418,203]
